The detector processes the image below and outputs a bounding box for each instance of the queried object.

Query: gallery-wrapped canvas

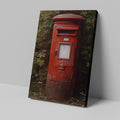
[29,10,98,107]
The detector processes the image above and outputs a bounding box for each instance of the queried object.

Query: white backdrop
[0,0,120,101]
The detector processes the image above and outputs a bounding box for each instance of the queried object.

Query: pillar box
[45,13,85,101]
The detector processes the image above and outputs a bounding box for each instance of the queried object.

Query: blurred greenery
[29,10,97,107]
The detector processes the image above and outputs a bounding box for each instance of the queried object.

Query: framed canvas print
[29,10,98,107]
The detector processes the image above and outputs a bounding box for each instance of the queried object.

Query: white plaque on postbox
[63,38,69,41]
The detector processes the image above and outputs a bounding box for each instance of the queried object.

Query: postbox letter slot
[57,29,76,36]
[58,30,75,34]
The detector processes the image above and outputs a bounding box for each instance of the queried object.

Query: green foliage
[80,11,97,88]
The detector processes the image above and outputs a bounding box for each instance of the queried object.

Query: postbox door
[51,36,77,81]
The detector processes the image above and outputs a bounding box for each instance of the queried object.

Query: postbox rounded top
[53,13,85,22]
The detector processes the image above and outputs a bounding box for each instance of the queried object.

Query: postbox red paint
[45,13,85,101]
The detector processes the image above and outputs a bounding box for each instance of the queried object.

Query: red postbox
[45,13,85,101]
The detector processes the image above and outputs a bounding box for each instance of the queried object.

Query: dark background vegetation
[29,10,97,107]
